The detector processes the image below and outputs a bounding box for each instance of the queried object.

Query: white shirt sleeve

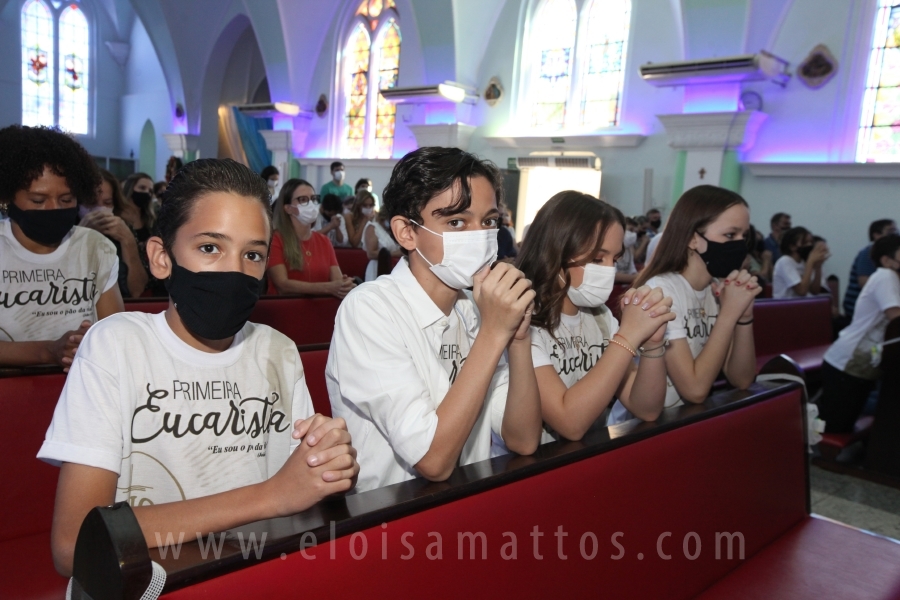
[530,326,553,369]
[651,276,687,341]
[874,273,900,313]
[329,292,439,468]
[103,256,120,293]
[774,257,802,297]
[37,342,125,474]
[290,354,315,453]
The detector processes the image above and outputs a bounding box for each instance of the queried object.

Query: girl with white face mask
[324,146,543,492]
[516,192,675,441]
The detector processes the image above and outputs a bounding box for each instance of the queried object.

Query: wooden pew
[752,295,833,382]
[864,317,900,478]
[66,376,900,599]
[334,248,369,280]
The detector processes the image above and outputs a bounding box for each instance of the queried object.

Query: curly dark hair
[382,147,504,254]
[0,125,100,205]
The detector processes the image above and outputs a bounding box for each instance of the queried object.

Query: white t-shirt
[0,221,118,342]
[531,308,619,389]
[646,233,662,265]
[313,213,350,248]
[38,311,312,507]
[772,255,827,299]
[327,258,510,492]
[824,268,900,378]
[608,272,718,424]
[439,309,471,384]
[616,248,637,275]
[362,221,400,282]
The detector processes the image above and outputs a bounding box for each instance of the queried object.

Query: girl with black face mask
[121,172,156,243]
[619,185,760,422]
[0,125,124,371]
[773,226,829,299]
[39,158,359,578]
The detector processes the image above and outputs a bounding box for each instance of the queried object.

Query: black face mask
[6,203,79,246]
[797,245,814,261]
[132,191,152,210]
[165,262,263,340]
[650,219,662,229]
[698,234,748,278]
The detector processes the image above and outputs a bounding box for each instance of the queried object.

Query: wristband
[609,338,637,357]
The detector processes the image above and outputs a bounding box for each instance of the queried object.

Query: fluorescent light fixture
[380,81,479,105]
[236,102,306,117]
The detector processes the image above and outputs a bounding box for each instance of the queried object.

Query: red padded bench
[753,295,832,380]
[299,348,330,417]
[0,371,70,599]
[125,296,340,349]
[334,248,369,280]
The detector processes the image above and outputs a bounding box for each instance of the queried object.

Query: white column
[162,134,200,161]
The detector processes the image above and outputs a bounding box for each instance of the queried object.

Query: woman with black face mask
[0,125,124,370]
[121,171,156,243]
[773,226,829,299]
[39,158,359,578]
[620,185,760,422]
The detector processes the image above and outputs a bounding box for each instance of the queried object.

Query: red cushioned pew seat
[697,516,900,599]
[299,349,331,417]
[753,296,833,381]
[334,248,369,280]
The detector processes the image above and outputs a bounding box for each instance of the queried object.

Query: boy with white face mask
[517,193,674,440]
[320,161,354,200]
[325,147,543,492]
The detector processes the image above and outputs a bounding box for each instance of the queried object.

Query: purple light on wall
[683,83,740,113]
[425,102,458,125]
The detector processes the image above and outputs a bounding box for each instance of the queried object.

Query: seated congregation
[1,125,899,598]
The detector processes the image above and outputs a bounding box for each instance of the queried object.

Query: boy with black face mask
[326,147,543,492]
[0,125,124,371]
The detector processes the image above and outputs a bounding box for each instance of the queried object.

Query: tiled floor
[810,465,900,541]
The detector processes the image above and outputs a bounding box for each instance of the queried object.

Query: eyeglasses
[293,195,321,206]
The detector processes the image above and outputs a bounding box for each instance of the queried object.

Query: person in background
[615,217,639,284]
[362,207,402,281]
[313,193,350,247]
[764,212,791,264]
[743,224,771,286]
[772,226,829,299]
[267,178,355,298]
[121,172,156,243]
[260,165,280,199]
[78,169,149,298]
[164,156,183,184]
[321,161,354,200]
[497,220,518,261]
[632,215,652,265]
[355,177,379,208]
[844,219,899,320]
[820,234,900,433]
[646,208,662,238]
[347,190,377,248]
[502,207,517,241]
[153,181,167,202]
[0,125,124,370]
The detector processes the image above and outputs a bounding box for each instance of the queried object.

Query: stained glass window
[58,5,89,134]
[21,0,54,127]
[345,23,371,158]
[530,0,577,128]
[20,0,90,133]
[581,0,630,128]
[859,1,900,162]
[373,20,401,159]
[344,0,400,158]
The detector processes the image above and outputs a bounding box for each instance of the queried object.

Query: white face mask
[293,202,320,225]
[333,170,345,183]
[623,230,637,248]
[362,207,374,217]
[415,224,498,289]
[267,179,277,190]
[561,263,616,307]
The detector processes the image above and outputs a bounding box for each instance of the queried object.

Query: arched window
[580,0,630,128]
[530,0,577,128]
[341,0,401,158]
[20,0,91,134]
[858,1,900,162]
[522,0,631,131]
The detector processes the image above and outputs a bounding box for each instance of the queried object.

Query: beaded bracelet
[609,337,637,357]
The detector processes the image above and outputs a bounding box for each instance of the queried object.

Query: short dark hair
[355,178,371,191]
[330,161,344,173]
[770,212,790,226]
[321,193,342,214]
[871,234,900,265]
[0,125,100,205]
[780,226,811,257]
[155,158,271,253]
[869,219,896,241]
[260,165,279,180]
[646,208,660,216]
[382,147,503,254]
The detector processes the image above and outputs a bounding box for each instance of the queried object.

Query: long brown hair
[272,178,314,272]
[122,172,156,230]
[97,168,126,216]
[350,190,376,230]
[635,185,748,287]
[516,191,624,335]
